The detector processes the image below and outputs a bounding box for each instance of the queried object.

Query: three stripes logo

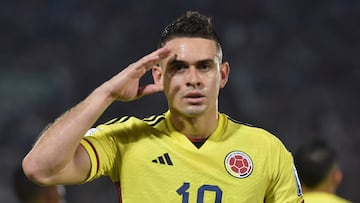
[152,153,173,166]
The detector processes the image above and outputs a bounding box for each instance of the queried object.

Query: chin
[182,106,207,117]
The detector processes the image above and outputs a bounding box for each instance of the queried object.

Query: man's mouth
[183,91,205,103]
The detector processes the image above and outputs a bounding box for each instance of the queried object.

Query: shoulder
[100,114,166,128]
[304,192,352,203]
[85,114,166,137]
[221,113,291,159]
[224,113,269,134]
[223,113,284,145]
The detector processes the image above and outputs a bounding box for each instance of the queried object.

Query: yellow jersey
[80,111,304,203]
[304,192,351,203]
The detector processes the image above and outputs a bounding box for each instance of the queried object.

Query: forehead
[163,38,220,63]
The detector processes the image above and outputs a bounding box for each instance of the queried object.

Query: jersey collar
[163,111,227,143]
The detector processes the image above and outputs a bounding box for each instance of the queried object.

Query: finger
[137,83,164,98]
[135,47,170,71]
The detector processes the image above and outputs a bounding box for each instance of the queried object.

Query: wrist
[92,83,116,105]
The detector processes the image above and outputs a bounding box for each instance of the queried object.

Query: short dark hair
[158,11,223,53]
[294,139,337,188]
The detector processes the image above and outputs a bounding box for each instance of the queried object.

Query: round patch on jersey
[224,151,253,178]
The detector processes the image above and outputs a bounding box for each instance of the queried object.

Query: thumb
[137,83,164,98]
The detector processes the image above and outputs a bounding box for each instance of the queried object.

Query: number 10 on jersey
[176,182,223,203]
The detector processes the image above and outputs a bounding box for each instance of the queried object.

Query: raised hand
[103,47,170,102]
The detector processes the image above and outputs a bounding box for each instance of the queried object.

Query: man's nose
[185,66,201,87]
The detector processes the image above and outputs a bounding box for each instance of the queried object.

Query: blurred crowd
[1,0,359,202]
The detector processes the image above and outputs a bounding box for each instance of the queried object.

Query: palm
[107,47,170,101]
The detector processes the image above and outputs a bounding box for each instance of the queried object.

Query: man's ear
[219,62,230,88]
[152,64,163,85]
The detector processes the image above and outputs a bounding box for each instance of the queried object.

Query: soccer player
[294,139,352,203]
[22,11,303,202]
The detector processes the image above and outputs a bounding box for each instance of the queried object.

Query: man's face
[156,37,229,117]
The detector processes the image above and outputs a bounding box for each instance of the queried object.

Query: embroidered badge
[224,151,253,178]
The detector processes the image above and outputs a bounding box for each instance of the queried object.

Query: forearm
[22,47,169,185]
[22,84,115,184]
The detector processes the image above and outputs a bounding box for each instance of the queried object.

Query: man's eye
[199,63,211,70]
[172,64,186,71]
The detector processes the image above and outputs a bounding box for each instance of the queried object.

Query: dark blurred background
[1,0,359,202]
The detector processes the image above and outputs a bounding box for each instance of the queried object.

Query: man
[294,139,352,203]
[22,11,303,202]
[13,165,66,203]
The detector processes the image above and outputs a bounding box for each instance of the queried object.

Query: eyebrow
[167,58,216,67]
[195,59,216,65]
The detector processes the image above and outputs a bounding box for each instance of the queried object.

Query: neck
[170,110,219,139]
[302,181,337,194]
[303,186,334,194]
[304,168,341,194]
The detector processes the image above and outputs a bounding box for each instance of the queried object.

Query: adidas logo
[152,153,173,165]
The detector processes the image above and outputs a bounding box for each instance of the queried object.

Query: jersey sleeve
[265,139,304,203]
[79,124,124,183]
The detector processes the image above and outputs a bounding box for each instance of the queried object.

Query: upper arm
[265,146,304,203]
[47,145,91,185]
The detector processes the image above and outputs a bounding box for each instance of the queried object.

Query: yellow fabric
[80,112,304,202]
[304,192,351,203]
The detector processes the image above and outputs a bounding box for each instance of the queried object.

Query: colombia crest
[224,151,253,178]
